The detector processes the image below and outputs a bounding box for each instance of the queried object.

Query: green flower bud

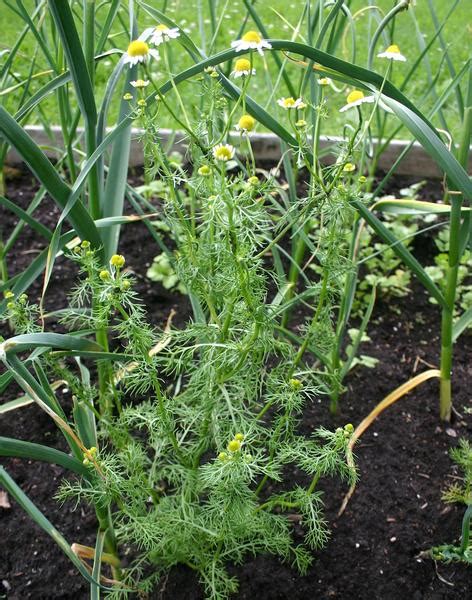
[198,165,212,177]
[289,378,302,391]
[227,439,241,453]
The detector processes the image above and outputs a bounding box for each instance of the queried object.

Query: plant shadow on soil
[0,168,470,600]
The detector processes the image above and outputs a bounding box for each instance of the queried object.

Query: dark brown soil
[0,169,470,600]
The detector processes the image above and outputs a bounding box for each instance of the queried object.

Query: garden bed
[0,168,470,599]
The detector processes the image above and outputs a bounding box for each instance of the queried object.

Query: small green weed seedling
[431,439,472,564]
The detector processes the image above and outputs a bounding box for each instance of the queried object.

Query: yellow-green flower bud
[99,270,110,281]
[6,301,15,310]
[110,254,125,268]
[295,119,307,128]
[344,423,354,436]
[123,92,133,101]
[4,291,14,299]
[234,433,244,442]
[198,165,212,177]
[289,378,302,390]
[227,439,241,453]
[358,175,367,183]
[218,452,228,461]
[80,240,90,249]
[137,99,147,107]
[247,176,259,186]
[121,279,131,291]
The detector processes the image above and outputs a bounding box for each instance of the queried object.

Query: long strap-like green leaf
[0,106,102,248]
[0,437,90,478]
[352,199,447,309]
[0,465,108,589]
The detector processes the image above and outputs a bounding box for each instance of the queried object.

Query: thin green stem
[439,198,462,421]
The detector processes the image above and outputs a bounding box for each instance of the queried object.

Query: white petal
[139,28,154,41]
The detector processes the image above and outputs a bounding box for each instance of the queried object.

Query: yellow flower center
[133,79,147,87]
[156,24,169,32]
[343,163,356,172]
[127,40,149,57]
[386,44,400,54]
[235,58,251,72]
[214,146,233,161]
[238,114,256,131]
[282,97,296,107]
[347,90,365,104]
[242,30,262,43]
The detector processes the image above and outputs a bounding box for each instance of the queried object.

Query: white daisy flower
[123,35,160,67]
[130,79,150,88]
[339,90,375,112]
[213,144,236,162]
[277,97,306,110]
[143,24,180,46]
[231,30,272,56]
[231,58,256,78]
[377,44,406,62]
[318,77,332,86]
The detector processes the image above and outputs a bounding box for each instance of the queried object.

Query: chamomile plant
[1,237,357,598]
[1,1,471,597]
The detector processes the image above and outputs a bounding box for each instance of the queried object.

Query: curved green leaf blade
[0,437,90,478]
[352,199,447,309]
[375,199,472,215]
[1,333,102,356]
[0,466,107,589]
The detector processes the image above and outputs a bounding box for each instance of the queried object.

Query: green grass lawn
[1,0,469,140]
